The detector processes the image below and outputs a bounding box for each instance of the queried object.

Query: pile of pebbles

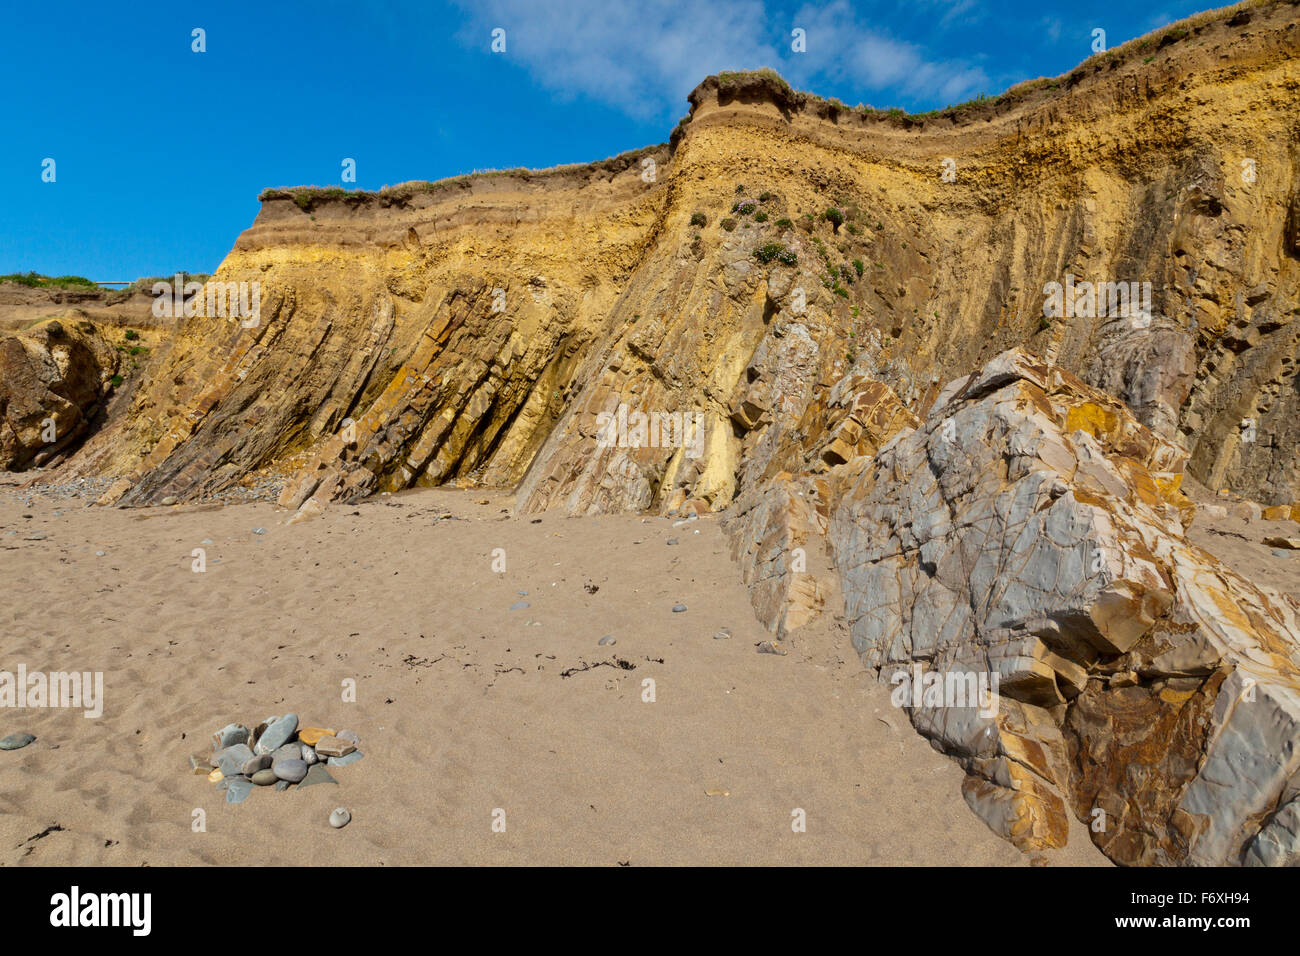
[192,713,363,805]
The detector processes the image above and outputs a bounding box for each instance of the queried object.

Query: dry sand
[0,479,1120,866]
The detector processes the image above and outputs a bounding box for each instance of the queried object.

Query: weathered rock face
[0,320,117,469]
[33,1,1299,516]
[830,348,1300,865]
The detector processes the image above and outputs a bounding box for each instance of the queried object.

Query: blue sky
[1,0,1217,280]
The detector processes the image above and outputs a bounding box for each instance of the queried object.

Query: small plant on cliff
[124,329,139,341]
[690,212,707,227]
[110,374,123,387]
[758,191,774,202]
[823,208,844,232]
[754,211,769,223]
[776,217,792,229]
[853,259,864,277]
[721,218,737,232]
[733,199,757,215]
[753,243,797,266]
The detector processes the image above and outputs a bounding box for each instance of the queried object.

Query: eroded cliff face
[26,0,1300,865]
[46,2,1299,515]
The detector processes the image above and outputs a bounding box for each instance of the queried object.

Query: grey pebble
[598,635,616,646]
[329,807,351,828]
[252,527,267,535]
[215,744,254,777]
[510,601,530,610]
[301,744,318,765]
[713,628,732,640]
[225,777,253,803]
[327,750,364,768]
[1273,549,1292,559]
[672,604,688,613]
[254,713,298,755]
[666,538,678,546]
[337,730,361,746]
[274,759,308,783]
[0,733,36,751]
[251,768,278,786]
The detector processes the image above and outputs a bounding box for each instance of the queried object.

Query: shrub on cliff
[753,243,797,266]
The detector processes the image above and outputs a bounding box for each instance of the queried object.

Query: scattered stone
[212,723,249,750]
[272,742,301,764]
[225,777,253,803]
[1262,505,1292,521]
[0,733,36,751]
[1273,549,1293,559]
[327,750,364,768]
[161,496,178,506]
[207,768,224,784]
[713,628,732,640]
[254,713,298,755]
[251,769,278,786]
[274,759,308,783]
[252,527,267,535]
[241,753,272,776]
[666,538,679,546]
[672,604,688,613]
[214,744,254,777]
[704,787,730,797]
[315,735,356,759]
[757,640,788,656]
[336,730,361,746]
[296,727,334,746]
[299,764,337,788]
[598,635,617,646]
[188,753,212,774]
[510,601,530,610]
[329,807,351,829]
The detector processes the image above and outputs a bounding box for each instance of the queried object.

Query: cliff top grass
[259,143,667,211]
[0,272,100,290]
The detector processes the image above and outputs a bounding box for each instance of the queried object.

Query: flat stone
[314,735,356,759]
[327,750,364,768]
[713,628,732,640]
[672,604,688,613]
[215,743,254,777]
[0,732,36,751]
[274,759,308,783]
[211,723,250,750]
[336,730,361,746]
[272,743,301,764]
[251,768,278,786]
[1264,536,1300,550]
[225,777,253,804]
[296,727,334,746]
[189,752,213,773]
[510,601,530,610]
[598,635,616,646]
[274,780,292,792]
[329,807,351,828]
[757,640,788,656]
[254,713,298,755]
[298,763,338,788]
[207,768,224,784]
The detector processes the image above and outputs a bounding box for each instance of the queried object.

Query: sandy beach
[0,478,1113,866]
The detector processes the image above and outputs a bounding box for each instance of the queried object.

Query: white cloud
[455,0,988,118]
